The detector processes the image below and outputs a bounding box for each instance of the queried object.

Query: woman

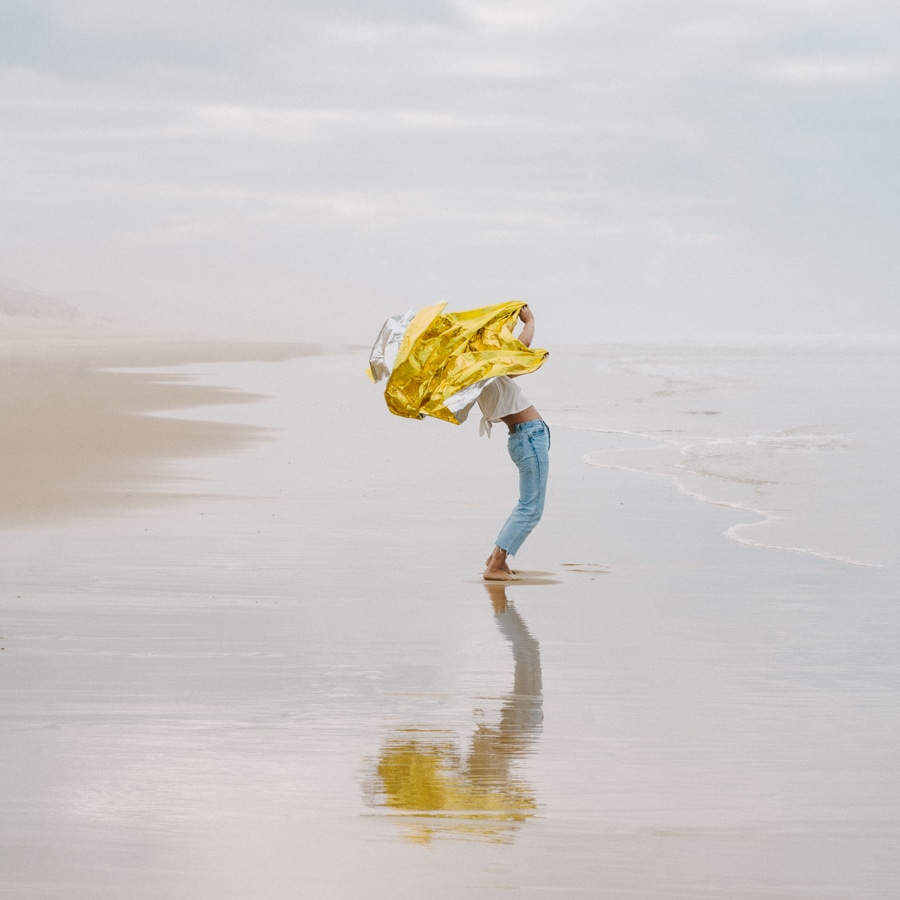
[478,305,550,581]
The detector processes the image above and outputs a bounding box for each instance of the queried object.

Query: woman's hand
[518,304,535,346]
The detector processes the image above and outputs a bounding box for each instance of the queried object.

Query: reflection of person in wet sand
[479,306,551,581]
[373,585,543,842]
[473,583,543,757]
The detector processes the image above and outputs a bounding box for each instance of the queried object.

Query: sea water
[540,338,900,570]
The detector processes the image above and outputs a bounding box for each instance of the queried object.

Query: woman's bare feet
[484,554,513,574]
[483,547,515,580]
[484,553,514,575]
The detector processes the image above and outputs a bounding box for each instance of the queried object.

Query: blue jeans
[496,420,550,556]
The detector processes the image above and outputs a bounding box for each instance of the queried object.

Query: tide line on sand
[0,339,315,527]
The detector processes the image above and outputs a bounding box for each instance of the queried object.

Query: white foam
[584,456,888,569]
[559,345,899,570]
[724,520,886,569]
[696,429,849,452]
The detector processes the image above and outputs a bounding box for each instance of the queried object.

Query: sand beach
[0,340,309,526]
[2,328,899,898]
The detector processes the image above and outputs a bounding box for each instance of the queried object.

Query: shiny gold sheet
[372,301,548,424]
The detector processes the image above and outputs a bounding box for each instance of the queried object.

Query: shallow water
[2,345,899,898]
[547,341,900,569]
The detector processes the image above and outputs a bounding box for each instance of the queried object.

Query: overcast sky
[1,0,897,344]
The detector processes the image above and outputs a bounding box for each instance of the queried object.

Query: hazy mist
[2,0,898,344]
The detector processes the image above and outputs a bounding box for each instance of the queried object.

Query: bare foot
[483,566,516,581]
[485,555,514,575]
[484,546,515,580]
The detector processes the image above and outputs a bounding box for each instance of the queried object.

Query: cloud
[764,58,896,85]
[0,0,898,341]
[452,0,593,33]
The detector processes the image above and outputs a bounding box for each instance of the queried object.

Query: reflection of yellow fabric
[382,301,548,424]
[375,736,536,844]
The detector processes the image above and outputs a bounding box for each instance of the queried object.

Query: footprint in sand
[560,563,610,576]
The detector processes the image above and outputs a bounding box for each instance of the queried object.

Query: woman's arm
[518,305,535,348]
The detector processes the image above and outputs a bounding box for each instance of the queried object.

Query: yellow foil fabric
[372,301,548,424]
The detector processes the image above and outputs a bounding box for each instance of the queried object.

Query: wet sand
[0,340,311,525]
[2,343,898,899]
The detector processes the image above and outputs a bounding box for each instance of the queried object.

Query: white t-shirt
[476,376,533,437]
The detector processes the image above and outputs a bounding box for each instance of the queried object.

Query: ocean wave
[724,521,886,569]
[696,428,849,452]
[575,427,886,570]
